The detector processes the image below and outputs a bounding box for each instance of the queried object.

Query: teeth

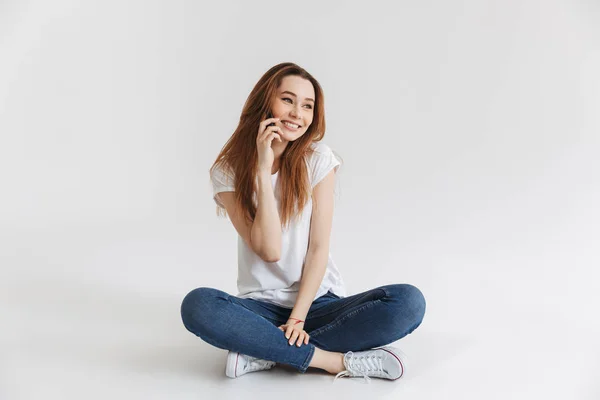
[283,121,299,129]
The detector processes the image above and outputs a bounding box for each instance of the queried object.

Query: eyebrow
[281,90,315,103]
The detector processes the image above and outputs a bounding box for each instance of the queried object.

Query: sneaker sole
[225,351,240,378]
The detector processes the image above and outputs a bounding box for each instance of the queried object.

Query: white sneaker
[333,346,408,383]
[225,351,276,378]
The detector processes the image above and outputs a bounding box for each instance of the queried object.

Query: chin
[289,130,306,142]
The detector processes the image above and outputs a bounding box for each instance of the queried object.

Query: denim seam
[229,296,283,325]
[309,299,381,339]
[308,289,385,320]
[299,345,316,372]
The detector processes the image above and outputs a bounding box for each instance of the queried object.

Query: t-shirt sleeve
[210,163,235,208]
[310,143,342,188]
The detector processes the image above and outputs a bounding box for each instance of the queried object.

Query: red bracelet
[289,318,304,325]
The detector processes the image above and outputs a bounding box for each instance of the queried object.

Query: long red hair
[210,62,327,229]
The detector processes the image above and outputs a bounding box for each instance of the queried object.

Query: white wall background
[1,1,599,399]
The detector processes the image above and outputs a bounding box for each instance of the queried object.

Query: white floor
[2,223,599,400]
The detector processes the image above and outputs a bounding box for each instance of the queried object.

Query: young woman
[180,62,426,383]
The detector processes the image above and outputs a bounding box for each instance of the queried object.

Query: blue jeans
[180,284,426,373]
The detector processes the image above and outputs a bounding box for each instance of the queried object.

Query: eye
[282,97,313,109]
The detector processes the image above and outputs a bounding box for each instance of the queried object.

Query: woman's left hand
[278,319,310,347]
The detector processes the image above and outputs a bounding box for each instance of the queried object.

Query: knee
[383,283,426,326]
[180,287,223,333]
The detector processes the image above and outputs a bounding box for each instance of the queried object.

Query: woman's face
[270,75,315,142]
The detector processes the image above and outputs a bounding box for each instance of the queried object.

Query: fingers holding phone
[257,114,282,171]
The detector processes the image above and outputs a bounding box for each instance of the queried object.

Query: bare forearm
[251,169,282,261]
[290,248,329,320]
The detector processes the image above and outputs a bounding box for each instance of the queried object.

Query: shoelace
[333,351,385,384]
[244,357,276,373]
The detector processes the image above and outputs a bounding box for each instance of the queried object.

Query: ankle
[326,353,345,374]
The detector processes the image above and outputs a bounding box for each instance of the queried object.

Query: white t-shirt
[210,141,347,308]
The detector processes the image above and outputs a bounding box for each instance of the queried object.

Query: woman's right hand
[257,117,283,172]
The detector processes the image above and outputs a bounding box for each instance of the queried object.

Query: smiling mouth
[282,121,300,130]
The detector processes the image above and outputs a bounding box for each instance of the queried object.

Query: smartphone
[266,111,276,127]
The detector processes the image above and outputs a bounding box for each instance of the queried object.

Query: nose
[290,104,301,119]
